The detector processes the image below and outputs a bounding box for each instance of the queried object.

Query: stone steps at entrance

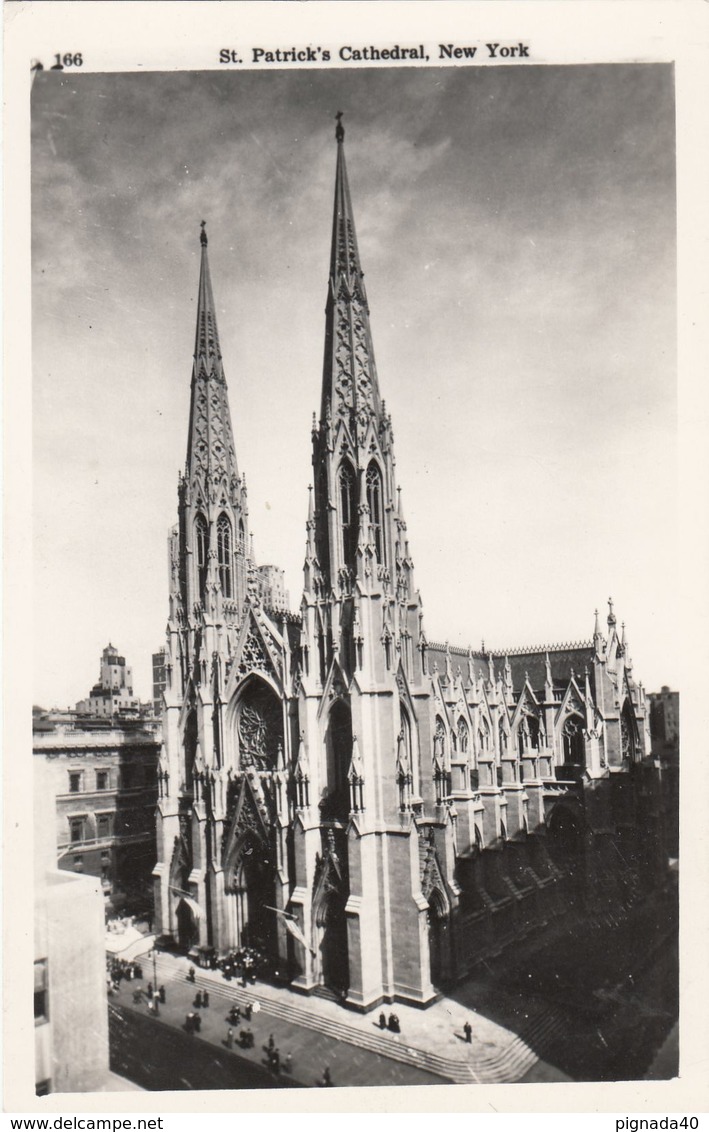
[311,985,343,1004]
[168,961,475,1083]
[154,955,563,1084]
[473,1009,566,1083]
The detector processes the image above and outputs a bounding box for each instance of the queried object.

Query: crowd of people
[106,957,143,993]
[216,946,263,985]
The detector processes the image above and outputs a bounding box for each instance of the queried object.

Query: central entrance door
[233,850,277,957]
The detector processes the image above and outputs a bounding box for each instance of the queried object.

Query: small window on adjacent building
[69,772,82,794]
[69,817,85,844]
[96,813,113,839]
[96,770,109,791]
[34,960,48,1024]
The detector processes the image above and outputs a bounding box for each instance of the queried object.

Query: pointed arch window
[195,514,209,602]
[398,707,414,811]
[366,463,384,564]
[457,718,469,754]
[217,513,233,598]
[478,716,490,753]
[339,462,358,572]
[620,703,638,763]
[499,720,508,753]
[562,715,585,766]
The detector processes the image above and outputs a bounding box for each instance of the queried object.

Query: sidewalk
[112,951,554,1086]
[112,965,447,1089]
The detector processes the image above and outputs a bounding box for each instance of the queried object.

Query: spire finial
[200,219,208,247]
[335,110,344,143]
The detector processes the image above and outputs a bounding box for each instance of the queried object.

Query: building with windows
[34,759,109,1094]
[76,643,141,719]
[153,119,669,1010]
[152,647,167,718]
[33,721,160,915]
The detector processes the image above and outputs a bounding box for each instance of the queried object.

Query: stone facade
[34,724,159,915]
[34,760,109,1094]
[154,121,669,1011]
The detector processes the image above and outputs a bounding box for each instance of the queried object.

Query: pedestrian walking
[379,1011,387,1030]
[203,989,210,1007]
[284,1052,292,1075]
[463,1020,472,1044]
[267,1033,275,1052]
[159,985,166,1004]
[226,1027,234,1050]
[322,1066,333,1087]
[244,1002,253,1021]
[147,981,153,998]
[194,990,203,1009]
[187,966,195,983]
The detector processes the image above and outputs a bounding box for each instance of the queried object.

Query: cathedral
[153,116,666,1011]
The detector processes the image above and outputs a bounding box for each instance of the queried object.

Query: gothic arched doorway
[176,898,199,952]
[427,888,449,989]
[316,890,349,994]
[313,831,349,994]
[230,837,277,955]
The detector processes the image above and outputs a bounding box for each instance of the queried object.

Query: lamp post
[151,948,159,1015]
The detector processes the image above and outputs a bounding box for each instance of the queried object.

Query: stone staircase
[153,954,564,1085]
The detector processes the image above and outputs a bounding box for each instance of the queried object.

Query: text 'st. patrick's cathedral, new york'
[153,116,664,1011]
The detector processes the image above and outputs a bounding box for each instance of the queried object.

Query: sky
[31,64,677,707]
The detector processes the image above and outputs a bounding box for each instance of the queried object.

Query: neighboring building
[34,723,160,915]
[34,759,109,1094]
[76,643,141,719]
[152,647,167,717]
[154,121,670,1010]
[649,687,679,857]
[256,564,289,612]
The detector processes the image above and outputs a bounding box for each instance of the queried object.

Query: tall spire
[186,221,238,482]
[321,113,382,426]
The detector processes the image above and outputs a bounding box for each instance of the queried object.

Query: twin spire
[187,112,381,494]
[322,112,383,430]
[185,218,238,483]
[330,111,363,286]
